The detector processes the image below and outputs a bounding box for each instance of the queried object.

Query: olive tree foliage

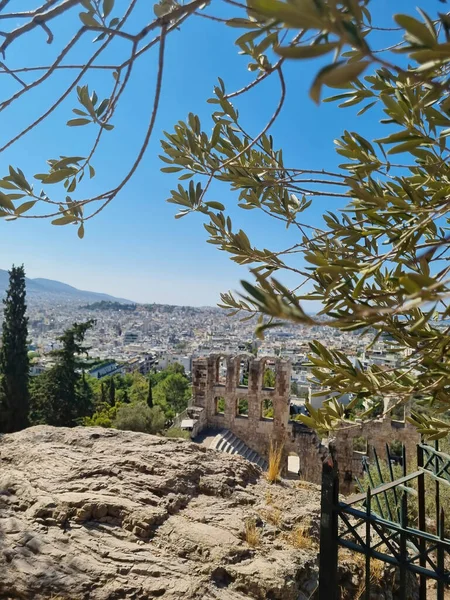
[3,0,450,438]
[159,0,450,441]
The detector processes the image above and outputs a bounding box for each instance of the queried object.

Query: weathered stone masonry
[191,354,420,489]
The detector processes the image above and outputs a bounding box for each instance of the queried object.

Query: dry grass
[296,480,318,491]
[355,559,384,598]
[346,553,385,599]
[265,490,274,505]
[260,506,282,527]
[244,517,261,548]
[266,440,283,483]
[285,522,315,550]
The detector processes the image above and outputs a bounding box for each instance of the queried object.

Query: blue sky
[0,0,420,305]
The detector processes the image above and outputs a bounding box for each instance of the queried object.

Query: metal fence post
[318,449,339,600]
[417,443,427,600]
[365,488,371,600]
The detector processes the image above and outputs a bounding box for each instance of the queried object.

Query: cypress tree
[0,265,29,432]
[100,381,106,404]
[109,377,116,405]
[147,378,153,409]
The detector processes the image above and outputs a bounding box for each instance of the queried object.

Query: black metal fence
[318,441,450,599]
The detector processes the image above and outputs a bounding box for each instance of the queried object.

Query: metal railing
[319,441,450,599]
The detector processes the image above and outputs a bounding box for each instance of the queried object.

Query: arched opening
[353,436,368,455]
[263,360,276,390]
[215,396,225,415]
[236,397,248,418]
[238,358,249,388]
[261,398,274,420]
[287,452,300,478]
[391,403,405,423]
[216,356,227,386]
[389,439,403,466]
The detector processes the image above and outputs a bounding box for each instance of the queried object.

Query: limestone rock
[0,426,322,599]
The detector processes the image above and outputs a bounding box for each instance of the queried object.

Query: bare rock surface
[0,426,323,599]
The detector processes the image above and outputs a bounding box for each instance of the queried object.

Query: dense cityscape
[10,286,409,404]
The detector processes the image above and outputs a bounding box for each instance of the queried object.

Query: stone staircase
[210,429,268,470]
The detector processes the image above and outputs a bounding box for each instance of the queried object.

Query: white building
[156,353,192,374]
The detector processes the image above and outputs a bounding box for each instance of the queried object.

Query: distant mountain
[0,270,132,304]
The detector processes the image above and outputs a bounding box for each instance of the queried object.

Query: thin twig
[0,0,80,54]
[86,25,168,220]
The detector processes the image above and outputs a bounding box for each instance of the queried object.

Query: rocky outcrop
[0,425,388,600]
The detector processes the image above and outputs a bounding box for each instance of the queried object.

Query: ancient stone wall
[191,354,420,489]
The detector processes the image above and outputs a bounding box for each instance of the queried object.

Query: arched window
[236,397,248,417]
[390,404,405,423]
[353,436,368,454]
[287,453,300,478]
[261,398,274,420]
[389,440,403,466]
[216,356,227,386]
[215,396,226,415]
[238,358,249,388]
[262,361,276,390]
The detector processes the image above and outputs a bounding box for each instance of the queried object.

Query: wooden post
[416,443,427,600]
[318,448,339,600]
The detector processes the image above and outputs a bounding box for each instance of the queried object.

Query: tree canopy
[30,320,95,426]
[3,1,450,436]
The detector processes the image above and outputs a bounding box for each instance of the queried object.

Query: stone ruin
[188,354,420,491]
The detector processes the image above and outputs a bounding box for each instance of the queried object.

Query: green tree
[153,373,191,416]
[128,372,148,403]
[84,401,122,428]
[109,377,116,406]
[30,321,95,426]
[0,265,29,433]
[147,378,153,409]
[166,363,186,376]
[100,381,107,404]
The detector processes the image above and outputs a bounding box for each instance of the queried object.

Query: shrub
[164,427,190,440]
[83,402,122,428]
[113,403,165,434]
